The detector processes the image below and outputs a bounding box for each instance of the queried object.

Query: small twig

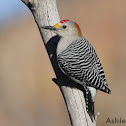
[95,112,100,121]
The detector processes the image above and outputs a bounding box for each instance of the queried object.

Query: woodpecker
[42,20,111,120]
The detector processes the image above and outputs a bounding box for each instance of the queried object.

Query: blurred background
[0,0,126,126]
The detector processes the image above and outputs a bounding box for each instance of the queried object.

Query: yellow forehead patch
[74,23,82,37]
[54,24,60,28]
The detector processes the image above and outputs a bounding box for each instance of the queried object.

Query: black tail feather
[84,88,95,122]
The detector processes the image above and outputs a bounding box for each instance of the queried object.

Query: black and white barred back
[57,36,111,94]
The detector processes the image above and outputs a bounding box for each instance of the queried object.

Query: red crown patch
[60,20,69,24]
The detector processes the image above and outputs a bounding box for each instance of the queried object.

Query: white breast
[56,36,79,56]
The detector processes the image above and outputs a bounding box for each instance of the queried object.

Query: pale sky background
[0,0,30,28]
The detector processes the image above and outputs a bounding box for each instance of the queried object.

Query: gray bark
[21,0,96,125]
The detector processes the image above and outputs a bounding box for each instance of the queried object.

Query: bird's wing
[57,37,111,94]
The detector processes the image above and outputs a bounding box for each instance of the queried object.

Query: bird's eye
[63,25,67,29]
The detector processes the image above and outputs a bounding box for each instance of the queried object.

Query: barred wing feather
[57,37,111,94]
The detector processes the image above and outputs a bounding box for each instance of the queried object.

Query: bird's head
[42,20,82,38]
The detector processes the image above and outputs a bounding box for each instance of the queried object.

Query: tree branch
[21,0,96,125]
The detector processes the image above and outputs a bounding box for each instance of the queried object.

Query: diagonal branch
[21,0,96,125]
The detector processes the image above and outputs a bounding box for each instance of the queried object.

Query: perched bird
[42,20,111,120]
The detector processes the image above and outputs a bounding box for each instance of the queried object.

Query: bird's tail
[84,87,95,122]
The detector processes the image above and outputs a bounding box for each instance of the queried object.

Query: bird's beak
[41,26,58,31]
